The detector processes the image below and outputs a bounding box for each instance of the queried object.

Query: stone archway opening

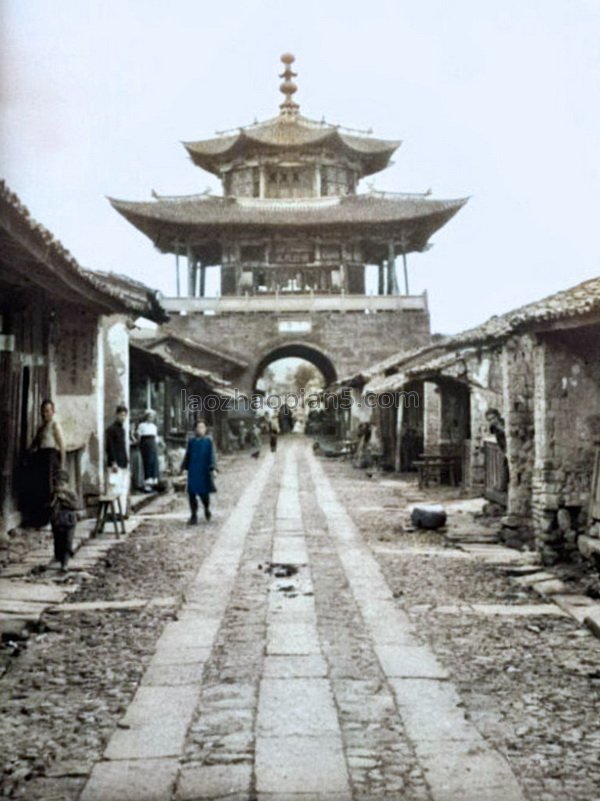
[253,344,337,392]
[253,344,337,435]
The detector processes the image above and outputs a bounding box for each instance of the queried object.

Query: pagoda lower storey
[179,235,404,297]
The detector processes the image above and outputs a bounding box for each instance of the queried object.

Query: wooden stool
[93,494,126,537]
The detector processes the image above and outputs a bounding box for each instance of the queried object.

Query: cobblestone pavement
[2,438,600,800]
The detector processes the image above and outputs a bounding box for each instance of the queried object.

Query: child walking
[50,470,79,571]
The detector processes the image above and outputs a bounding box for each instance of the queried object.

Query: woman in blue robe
[181,419,217,523]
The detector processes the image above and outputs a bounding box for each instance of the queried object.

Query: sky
[2,0,599,334]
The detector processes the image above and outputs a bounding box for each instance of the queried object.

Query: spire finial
[279,53,299,117]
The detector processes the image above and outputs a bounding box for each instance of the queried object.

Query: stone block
[267,622,321,655]
[142,661,206,686]
[80,757,178,801]
[375,644,449,679]
[257,679,339,737]
[578,535,600,560]
[255,736,349,795]
[104,685,201,759]
[262,655,328,678]
[0,579,69,604]
[389,678,475,742]
[531,578,568,595]
[415,739,526,801]
[176,763,251,800]
[584,608,600,639]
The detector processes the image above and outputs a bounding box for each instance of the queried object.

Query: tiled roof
[362,339,448,380]
[84,269,168,323]
[145,329,248,368]
[0,181,166,321]
[184,114,400,175]
[130,340,234,396]
[440,275,600,348]
[110,193,467,252]
[362,276,600,392]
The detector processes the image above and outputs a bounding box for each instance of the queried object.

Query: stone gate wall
[168,308,431,393]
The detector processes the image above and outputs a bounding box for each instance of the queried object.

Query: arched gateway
[111,55,466,395]
[253,343,337,390]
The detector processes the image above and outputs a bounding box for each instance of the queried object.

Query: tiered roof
[184,114,400,177]
[111,53,467,257]
[110,192,467,253]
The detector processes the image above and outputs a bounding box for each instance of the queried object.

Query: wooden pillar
[388,240,398,295]
[378,262,385,296]
[187,246,195,297]
[402,252,410,295]
[199,262,206,297]
[175,240,181,297]
[259,165,266,198]
[314,163,322,197]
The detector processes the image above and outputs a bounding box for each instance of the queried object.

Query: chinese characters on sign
[56,319,95,394]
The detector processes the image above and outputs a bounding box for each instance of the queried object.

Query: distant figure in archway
[278,404,295,434]
[269,417,279,452]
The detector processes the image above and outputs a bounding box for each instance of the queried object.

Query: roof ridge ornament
[279,53,299,118]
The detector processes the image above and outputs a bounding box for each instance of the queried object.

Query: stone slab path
[79,442,531,801]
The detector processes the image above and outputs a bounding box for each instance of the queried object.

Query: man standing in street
[105,404,130,517]
[181,419,216,524]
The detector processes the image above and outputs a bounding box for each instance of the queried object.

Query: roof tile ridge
[2,181,157,316]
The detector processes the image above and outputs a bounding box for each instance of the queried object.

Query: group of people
[27,399,78,571]
[26,396,306,564]
[229,416,279,455]
[25,400,219,559]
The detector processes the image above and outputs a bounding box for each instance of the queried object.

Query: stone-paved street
[2,438,600,801]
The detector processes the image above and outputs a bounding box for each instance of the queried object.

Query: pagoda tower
[111,54,467,390]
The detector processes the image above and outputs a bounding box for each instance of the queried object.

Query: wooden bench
[93,494,126,537]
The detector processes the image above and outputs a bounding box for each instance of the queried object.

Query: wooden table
[412,454,461,488]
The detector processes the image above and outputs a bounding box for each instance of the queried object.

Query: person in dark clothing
[50,470,79,571]
[28,399,66,527]
[249,423,262,459]
[105,405,130,515]
[485,408,507,452]
[181,420,217,524]
[269,418,279,453]
[137,410,160,491]
[486,408,509,490]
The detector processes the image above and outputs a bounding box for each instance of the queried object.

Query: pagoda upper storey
[110,53,467,300]
[183,53,400,199]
